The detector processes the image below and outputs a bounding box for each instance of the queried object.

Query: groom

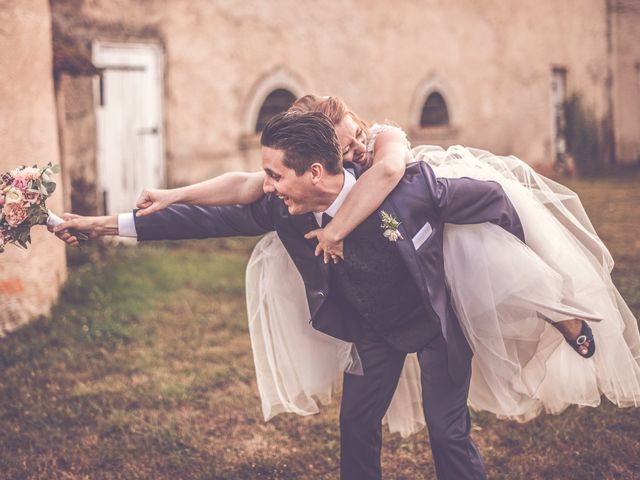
[55,111,524,479]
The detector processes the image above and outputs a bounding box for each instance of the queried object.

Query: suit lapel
[290,212,318,235]
[382,192,444,335]
[289,212,330,284]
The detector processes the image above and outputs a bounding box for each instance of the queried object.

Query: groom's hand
[51,214,118,246]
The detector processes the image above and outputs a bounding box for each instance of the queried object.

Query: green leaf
[43,181,56,195]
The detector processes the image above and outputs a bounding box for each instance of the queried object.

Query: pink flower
[12,177,28,190]
[22,190,41,205]
[3,202,28,227]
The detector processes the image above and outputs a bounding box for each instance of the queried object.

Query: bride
[135,95,640,436]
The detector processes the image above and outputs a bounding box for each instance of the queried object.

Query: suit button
[319,291,325,297]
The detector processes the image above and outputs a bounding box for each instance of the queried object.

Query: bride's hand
[135,188,179,217]
[304,228,344,264]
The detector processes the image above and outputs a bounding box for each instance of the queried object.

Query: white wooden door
[93,42,164,215]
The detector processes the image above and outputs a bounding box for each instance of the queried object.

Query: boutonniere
[380,211,404,242]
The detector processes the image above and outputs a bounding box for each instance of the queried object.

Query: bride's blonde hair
[289,95,369,132]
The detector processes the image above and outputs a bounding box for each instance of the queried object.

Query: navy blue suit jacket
[134,162,524,383]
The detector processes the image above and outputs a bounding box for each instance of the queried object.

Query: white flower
[4,187,23,204]
[383,229,400,242]
[380,210,404,242]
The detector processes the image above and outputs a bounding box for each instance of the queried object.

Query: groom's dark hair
[260,111,343,176]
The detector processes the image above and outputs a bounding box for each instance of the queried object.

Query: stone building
[0,0,67,334]
[51,0,640,217]
[1,0,638,332]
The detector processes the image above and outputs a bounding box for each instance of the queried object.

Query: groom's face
[262,146,316,215]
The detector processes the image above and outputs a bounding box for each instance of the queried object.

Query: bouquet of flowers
[0,163,60,252]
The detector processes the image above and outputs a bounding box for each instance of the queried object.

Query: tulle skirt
[245,145,640,437]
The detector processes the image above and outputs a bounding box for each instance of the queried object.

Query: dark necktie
[321,213,333,228]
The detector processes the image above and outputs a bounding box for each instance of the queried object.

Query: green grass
[0,174,639,479]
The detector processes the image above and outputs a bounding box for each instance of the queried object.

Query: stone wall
[0,0,67,334]
[158,0,611,180]
[57,74,99,214]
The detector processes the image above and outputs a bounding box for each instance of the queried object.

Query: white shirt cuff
[118,213,138,238]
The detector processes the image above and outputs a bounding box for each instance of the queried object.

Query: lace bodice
[365,123,412,165]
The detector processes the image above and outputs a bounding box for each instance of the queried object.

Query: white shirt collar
[313,170,356,226]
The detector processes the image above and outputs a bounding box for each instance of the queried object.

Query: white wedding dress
[245,125,640,437]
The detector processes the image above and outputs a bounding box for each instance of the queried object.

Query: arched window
[255,89,297,133]
[420,92,449,127]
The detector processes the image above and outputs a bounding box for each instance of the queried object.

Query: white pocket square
[412,221,433,250]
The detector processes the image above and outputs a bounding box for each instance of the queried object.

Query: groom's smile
[262,146,318,216]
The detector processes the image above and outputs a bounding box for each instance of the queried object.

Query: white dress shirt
[312,170,356,226]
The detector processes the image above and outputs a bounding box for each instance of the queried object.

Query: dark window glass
[255,89,296,133]
[420,92,449,127]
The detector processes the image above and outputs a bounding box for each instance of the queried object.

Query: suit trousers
[339,334,486,480]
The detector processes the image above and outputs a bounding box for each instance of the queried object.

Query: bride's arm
[305,127,410,261]
[136,171,265,216]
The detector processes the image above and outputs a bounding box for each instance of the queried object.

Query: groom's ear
[309,162,324,185]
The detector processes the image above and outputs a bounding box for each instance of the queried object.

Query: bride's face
[335,114,368,167]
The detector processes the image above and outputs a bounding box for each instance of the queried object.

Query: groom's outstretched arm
[53,195,277,245]
[133,197,276,241]
[422,163,525,242]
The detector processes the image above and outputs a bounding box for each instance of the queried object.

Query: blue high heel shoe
[566,321,596,358]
